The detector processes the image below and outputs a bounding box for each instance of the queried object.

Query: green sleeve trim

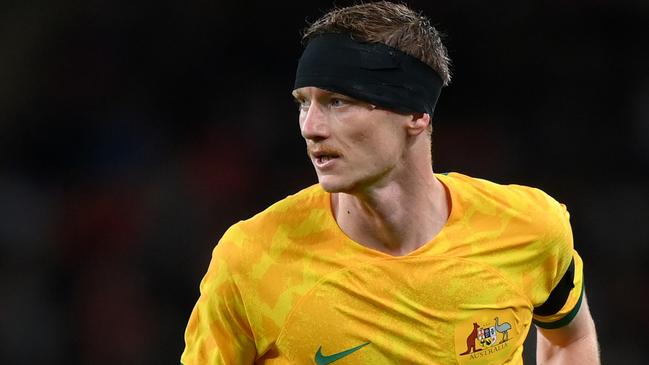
[533,284,584,329]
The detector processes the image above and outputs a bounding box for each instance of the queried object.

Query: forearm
[536,328,600,365]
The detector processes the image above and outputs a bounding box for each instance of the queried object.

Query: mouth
[310,149,341,168]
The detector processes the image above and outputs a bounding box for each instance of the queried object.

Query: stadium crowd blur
[1,0,648,363]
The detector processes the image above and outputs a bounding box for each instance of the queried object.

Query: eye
[295,98,310,112]
[330,98,347,108]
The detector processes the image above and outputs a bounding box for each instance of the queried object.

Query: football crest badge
[455,311,523,364]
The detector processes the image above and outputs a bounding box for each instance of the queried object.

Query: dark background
[1,0,648,363]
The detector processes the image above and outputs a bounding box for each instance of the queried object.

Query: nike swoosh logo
[314,342,370,365]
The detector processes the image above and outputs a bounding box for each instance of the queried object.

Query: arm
[536,293,600,365]
[181,279,257,365]
[181,231,257,365]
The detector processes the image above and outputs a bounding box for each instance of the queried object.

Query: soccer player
[181,2,600,364]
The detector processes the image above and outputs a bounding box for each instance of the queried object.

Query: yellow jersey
[181,172,584,364]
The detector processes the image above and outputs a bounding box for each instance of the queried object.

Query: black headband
[294,32,443,115]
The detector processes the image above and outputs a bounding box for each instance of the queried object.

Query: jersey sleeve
[531,198,585,329]
[181,226,256,364]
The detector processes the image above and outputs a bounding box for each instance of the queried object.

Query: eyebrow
[292,90,304,100]
[292,89,356,103]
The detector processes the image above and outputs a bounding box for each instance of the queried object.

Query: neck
[332,170,449,256]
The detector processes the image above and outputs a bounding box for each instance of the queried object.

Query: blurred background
[1,0,648,363]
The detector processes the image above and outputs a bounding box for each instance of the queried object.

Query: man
[181,2,600,364]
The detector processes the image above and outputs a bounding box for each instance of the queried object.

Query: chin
[318,180,343,193]
[317,175,351,193]
[318,169,389,195]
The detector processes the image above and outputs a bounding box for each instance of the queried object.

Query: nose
[300,102,329,141]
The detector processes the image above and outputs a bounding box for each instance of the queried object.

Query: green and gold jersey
[181,172,584,365]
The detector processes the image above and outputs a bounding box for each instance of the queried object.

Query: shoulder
[214,184,329,262]
[440,172,557,205]
[439,172,570,230]
[439,172,574,265]
[439,173,578,306]
[232,183,329,237]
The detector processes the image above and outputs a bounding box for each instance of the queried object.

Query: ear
[405,112,431,136]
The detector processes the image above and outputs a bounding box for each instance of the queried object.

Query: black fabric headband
[294,32,443,115]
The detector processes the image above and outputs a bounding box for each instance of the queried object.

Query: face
[292,86,412,193]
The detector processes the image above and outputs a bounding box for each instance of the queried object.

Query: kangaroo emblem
[460,323,482,355]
